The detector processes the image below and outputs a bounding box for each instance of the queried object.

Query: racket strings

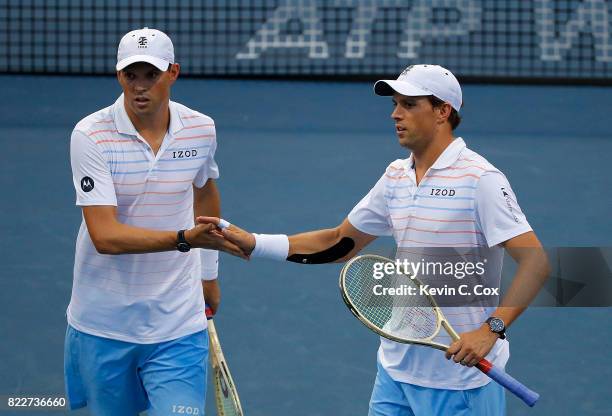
[343,257,439,341]
[344,257,394,328]
[214,369,241,416]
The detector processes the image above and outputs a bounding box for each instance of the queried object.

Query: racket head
[207,320,244,416]
[340,254,449,350]
[341,256,541,406]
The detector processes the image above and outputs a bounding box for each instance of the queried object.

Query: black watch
[176,229,191,252]
[485,317,506,340]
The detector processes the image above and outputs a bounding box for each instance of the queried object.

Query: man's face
[390,93,439,150]
[117,62,179,117]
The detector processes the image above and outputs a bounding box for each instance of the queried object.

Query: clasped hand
[186,216,256,259]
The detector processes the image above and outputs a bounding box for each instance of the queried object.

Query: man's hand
[445,325,499,367]
[196,216,256,257]
[185,223,248,259]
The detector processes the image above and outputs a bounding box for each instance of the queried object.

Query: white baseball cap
[374,64,462,111]
[116,27,174,71]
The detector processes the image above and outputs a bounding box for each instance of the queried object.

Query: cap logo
[400,65,414,77]
[137,36,148,48]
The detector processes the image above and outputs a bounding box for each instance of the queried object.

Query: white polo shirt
[348,138,532,390]
[68,94,219,344]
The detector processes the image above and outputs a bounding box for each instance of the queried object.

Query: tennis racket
[339,254,539,407]
[206,306,245,416]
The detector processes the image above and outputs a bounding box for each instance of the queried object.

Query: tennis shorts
[64,325,208,416]
[368,360,506,416]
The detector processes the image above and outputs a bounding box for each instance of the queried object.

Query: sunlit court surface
[1,1,612,416]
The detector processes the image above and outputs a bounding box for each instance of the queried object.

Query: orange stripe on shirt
[396,249,485,259]
[182,123,214,130]
[395,226,483,235]
[391,215,476,223]
[88,129,119,136]
[118,206,191,218]
[95,139,133,144]
[427,173,480,180]
[445,165,487,171]
[114,179,194,186]
[174,134,214,141]
[398,238,484,246]
[119,200,186,207]
[116,190,188,197]
[385,174,409,180]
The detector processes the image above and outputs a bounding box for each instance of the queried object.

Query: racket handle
[205,304,214,320]
[477,359,539,406]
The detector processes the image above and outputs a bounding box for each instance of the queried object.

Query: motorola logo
[81,176,94,192]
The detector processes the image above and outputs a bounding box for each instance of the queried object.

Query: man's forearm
[288,228,340,256]
[203,280,221,314]
[194,180,222,312]
[285,219,376,263]
[86,218,178,254]
[84,203,244,257]
[491,248,550,328]
[195,216,376,263]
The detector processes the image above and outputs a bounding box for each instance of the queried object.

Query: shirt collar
[112,94,184,136]
[408,137,466,170]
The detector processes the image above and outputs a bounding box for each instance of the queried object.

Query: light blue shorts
[64,325,208,416]
[369,361,506,416]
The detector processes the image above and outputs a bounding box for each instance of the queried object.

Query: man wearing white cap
[65,27,244,415]
[198,65,549,415]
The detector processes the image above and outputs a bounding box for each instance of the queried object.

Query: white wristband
[252,234,289,261]
[200,249,219,280]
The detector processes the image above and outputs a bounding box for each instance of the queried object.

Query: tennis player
[65,27,245,416]
[199,65,549,415]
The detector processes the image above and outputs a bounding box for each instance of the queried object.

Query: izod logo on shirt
[430,188,456,196]
[172,149,198,159]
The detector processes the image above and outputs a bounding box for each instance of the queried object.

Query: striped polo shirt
[348,137,532,390]
[68,94,219,343]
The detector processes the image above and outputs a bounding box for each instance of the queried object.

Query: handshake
[187,216,357,265]
[184,217,256,259]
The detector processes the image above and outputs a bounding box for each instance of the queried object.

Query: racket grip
[477,359,539,407]
[205,304,214,320]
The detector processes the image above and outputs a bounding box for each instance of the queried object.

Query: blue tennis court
[0,74,610,415]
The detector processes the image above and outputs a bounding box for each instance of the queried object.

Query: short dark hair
[426,96,461,130]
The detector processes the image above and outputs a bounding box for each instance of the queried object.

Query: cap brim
[374,80,432,97]
[116,55,170,71]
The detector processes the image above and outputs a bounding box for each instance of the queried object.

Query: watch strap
[176,229,191,252]
[486,317,506,340]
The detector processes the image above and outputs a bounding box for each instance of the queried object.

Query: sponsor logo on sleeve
[81,176,95,192]
[501,187,519,223]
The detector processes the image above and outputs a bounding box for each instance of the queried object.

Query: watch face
[177,242,191,253]
[489,318,505,332]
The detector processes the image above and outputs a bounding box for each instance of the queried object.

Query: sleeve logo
[81,176,95,192]
[501,187,519,223]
